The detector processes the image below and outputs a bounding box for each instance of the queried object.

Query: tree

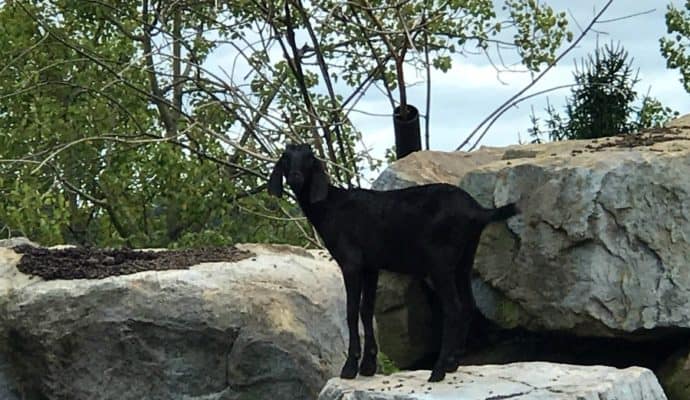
[0,0,576,248]
[292,0,571,154]
[661,0,690,93]
[0,1,310,247]
[528,42,678,143]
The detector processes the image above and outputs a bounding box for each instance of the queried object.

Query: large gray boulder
[318,362,667,400]
[467,117,690,336]
[373,115,690,365]
[0,243,347,400]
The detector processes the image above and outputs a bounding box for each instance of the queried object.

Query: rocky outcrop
[372,115,690,386]
[0,243,348,400]
[318,362,667,400]
[374,274,434,368]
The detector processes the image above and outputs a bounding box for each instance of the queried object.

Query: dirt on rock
[12,245,254,280]
[585,126,690,151]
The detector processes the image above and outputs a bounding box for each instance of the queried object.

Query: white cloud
[429,62,571,92]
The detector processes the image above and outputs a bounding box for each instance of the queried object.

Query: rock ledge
[318,362,667,400]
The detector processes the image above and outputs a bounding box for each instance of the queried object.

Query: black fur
[268,144,520,382]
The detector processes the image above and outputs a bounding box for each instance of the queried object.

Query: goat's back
[309,183,490,274]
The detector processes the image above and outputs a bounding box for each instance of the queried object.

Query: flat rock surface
[12,244,252,279]
[319,362,667,400]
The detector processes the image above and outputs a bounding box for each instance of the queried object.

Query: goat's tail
[485,203,520,223]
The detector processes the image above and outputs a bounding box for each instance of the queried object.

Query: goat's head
[268,143,329,203]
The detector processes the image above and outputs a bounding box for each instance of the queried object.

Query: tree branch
[457,0,615,151]
[141,0,177,136]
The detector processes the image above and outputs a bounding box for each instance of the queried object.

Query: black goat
[268,144,519,382]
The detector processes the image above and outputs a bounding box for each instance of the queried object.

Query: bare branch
[458,0,615,151]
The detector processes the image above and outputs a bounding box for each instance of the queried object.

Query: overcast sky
[346,0,690,159]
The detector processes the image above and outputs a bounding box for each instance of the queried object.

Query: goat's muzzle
[287,172,304,189]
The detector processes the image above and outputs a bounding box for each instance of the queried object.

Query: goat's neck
[292,183,338,230]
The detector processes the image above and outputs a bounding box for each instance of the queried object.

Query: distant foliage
[0,0,573,248]
[634,96,681,130]
[529,43,679,143]
[661,0,690,93]
[0,2,310,248]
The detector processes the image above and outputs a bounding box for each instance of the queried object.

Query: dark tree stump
[393,104,422,160]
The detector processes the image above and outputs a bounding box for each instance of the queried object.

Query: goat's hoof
[340,358,358,379]
[444,360,459,373]
[359,356,377,376]
[428,370,445,382]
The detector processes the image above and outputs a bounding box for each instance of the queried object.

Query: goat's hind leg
[428,272,463,382]
[340,269,363,379]
[359,269,379,376]
[448,235,481,373]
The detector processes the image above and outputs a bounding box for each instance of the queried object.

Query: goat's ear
[267,157,284,198]
[309,159,329,203]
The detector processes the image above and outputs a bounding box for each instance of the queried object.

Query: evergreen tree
[530,42,678,143]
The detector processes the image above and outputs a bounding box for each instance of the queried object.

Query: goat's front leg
[340,269,362,379]
[359,269,379,376]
